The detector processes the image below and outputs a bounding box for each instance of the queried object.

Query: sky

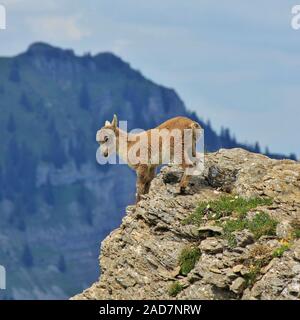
[0,0,299,157]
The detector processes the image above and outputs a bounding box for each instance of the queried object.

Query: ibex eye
[104,136,109,142]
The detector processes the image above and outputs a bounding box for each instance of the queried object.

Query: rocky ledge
[72,148,300,300]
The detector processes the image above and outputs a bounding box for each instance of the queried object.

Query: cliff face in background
[73,149,300,300]
[0,42,297,299]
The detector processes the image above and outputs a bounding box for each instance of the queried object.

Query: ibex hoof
[179,186,187,194]
[177,185,194,195]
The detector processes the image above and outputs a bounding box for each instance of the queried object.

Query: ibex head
[96,114,118,158]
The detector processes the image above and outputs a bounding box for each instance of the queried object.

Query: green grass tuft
[168,281,183,297]
[223,219,248,234]
[290,218,300,239]
[183,196,276,248]
[293,229,300,239]
[272,244,290,258]
[183,196,273,226]
[244,265,261,287]
[222,212,277,247]
[247,212,278,239]
[222,219,248,247]
[178,246,201,276]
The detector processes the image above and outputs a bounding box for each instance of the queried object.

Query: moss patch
[168,281,183,297]
[178,246,201,276]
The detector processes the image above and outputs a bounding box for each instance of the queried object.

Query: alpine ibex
[96,115,202,203]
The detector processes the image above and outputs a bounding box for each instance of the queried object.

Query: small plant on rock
[247,212,278,239]
[248,243,273,263]
[291,217,300,239]
[272,240,291,258]
[178,246,201,276]
[244,264,261,287]
[293,229,300,239]
[244,244,273,287]
[222,219,247,247]
[168,281,183,297]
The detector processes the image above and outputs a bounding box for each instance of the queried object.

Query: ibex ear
[105,120,111,127]
[111,114,118,129]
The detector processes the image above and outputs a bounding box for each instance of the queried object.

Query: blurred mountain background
[0,43,297,299]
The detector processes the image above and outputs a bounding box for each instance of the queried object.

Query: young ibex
[96,115,202,203]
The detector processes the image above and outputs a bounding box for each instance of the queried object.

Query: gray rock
[163,170,182,184]
[293,240,300,261]
[287,282,300,297]
[276,222,293,239]
[230,277,246,294]
[199,238,224,254]
[232,264,244,274]
[233,230,254,247]
[198,226,224,237]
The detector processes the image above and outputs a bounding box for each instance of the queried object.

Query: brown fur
[97,115,201,203]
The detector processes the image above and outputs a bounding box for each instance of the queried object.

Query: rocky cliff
[73,148,300,300]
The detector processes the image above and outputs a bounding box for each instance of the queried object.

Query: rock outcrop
[72,148,300,300]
